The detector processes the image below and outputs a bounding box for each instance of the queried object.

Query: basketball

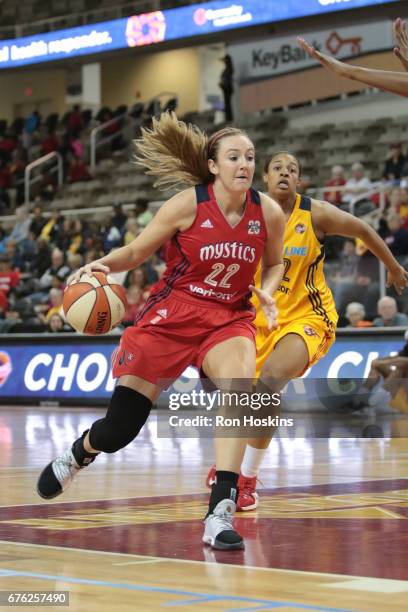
[63,272,127,335]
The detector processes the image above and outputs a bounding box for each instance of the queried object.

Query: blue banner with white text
[0,0,398,69]
[0,330,405,403]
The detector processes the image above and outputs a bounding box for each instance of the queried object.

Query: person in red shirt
[323,165,347,206]
[0,255,20,295]
[41,131,60,156]
[68,156,92,183]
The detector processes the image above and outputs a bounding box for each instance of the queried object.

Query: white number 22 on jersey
[204,263,240,288]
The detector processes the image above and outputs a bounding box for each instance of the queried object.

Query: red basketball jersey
[142,184,267,314]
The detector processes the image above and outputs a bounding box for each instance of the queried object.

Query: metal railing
[24,151,63,206]
[89,92,178,171]
[309,181,394,299]
[90,113,128,172]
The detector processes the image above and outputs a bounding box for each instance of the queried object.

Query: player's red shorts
[111,291,256,386]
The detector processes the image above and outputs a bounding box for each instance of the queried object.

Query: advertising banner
[0,0,398,69]
[0,330,405,404]
[229,21,394,81]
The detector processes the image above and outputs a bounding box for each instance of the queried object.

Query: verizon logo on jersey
[189,285,236,301]
[200,241,256,263]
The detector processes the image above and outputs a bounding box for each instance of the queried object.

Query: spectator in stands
[373,296,408,327]
[0,226,7,254]
[134,198,153,228]
[44,312,74,334]
[0,157,11,212]
[57,219,75,253]
[47,313,67,333]
[29,205,46,238]
[36,247,70,295]
[330,238,358,283]
[111,204,127,231]
[380,213,408,257]
[9,148,27,206]
[68,155,92,183]
[345,302,373,328]
[383,143,406,181]
[219,53,234,122]
[43,288,64,323]
[124,218,140,245]
[6,206,31,245]
[31,238,51,277]
[0,130,17,162]
[398,186,408,229]
[342,163,372,208]
[67,253,83,277]
[40,211,64,243]
[5,240,24,271]
[334,242,380,317]
[23,111,40,149]
[103,218,122,252]
[41,130,60,156]
[125,266,150,293]
[0,288,8,318]
[69,130,84,160]
[67,105,84,134]
[0,254,20,298]
[123,285,147,324]
[324,165,347,206]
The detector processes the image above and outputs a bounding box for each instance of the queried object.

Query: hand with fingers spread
[67,261,111,285]
[297,37,351,78]
[249,285,278,330]
[393,17,408,72]
[386,265,408,295]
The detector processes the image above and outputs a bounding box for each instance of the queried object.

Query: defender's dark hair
[263,151,302,177]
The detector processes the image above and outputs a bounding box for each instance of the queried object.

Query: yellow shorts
[255,318,336,378]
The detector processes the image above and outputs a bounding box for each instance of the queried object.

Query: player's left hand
[386,264,408,294]
[249,285,278,330]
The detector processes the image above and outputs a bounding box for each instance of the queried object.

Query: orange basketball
[63,272,127,335]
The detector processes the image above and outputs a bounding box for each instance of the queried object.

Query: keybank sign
[0,0,398,69]
[0,333,404,403]
[230,21,392,80]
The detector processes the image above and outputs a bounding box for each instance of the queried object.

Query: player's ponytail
[134,113,249,191]
[134,112,210,190]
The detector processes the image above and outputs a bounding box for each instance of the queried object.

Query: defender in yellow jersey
[253,191,338,377]
[207,151,408,512]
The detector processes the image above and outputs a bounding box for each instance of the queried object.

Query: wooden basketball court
[1,406,408,611]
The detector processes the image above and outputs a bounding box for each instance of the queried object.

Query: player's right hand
[393,18,408,72]
[386,264,408,295]
[297,37,350,77]
[68,261,111,285]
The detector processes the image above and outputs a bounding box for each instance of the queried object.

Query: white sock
[241,444,267,478]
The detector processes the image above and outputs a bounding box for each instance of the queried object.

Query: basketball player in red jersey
[37,113,285,551]
[298,18,408,97]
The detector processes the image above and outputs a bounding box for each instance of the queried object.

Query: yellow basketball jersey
[253,193,338,330]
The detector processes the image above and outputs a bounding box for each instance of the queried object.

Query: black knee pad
[89,385,152,453]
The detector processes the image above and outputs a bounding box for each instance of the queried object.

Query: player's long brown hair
[134,112,249,190]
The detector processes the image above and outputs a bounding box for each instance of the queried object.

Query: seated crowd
[0,106,408,332]
[0,199,162,333]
